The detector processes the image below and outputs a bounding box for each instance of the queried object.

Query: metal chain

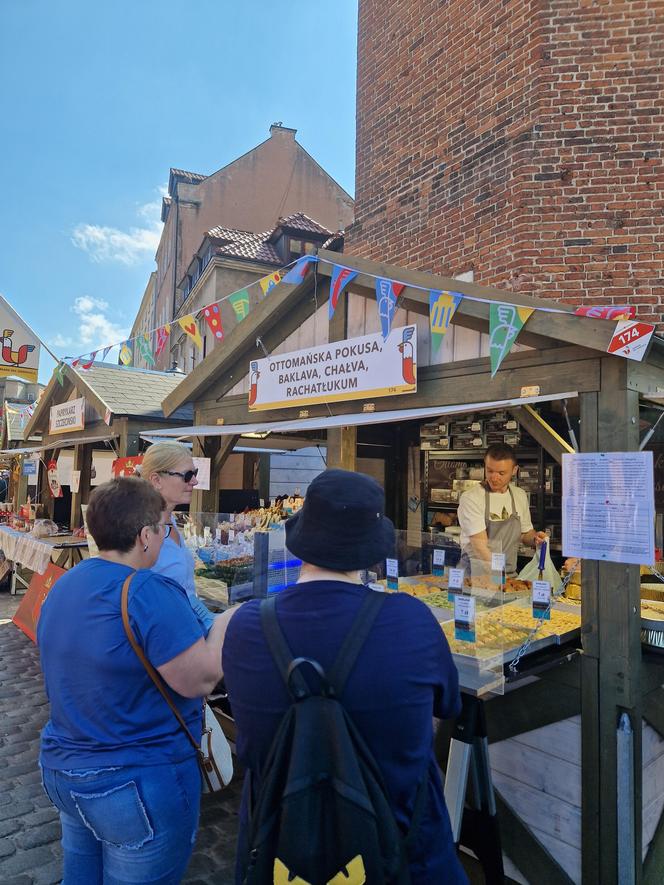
[507,564,579,674]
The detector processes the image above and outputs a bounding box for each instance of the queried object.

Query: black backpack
[242,590,426,885]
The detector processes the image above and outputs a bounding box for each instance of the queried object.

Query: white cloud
[71,186,166,266]
[71,295,129,349]
[49,333,73,347]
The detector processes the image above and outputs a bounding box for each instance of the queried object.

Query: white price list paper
[562,451,655,565]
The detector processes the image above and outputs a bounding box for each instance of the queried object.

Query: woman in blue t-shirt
[38,477,232,885]
[139,441,216,633]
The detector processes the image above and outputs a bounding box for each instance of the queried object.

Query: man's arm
[521,529,548,548]
[468,529,493,564]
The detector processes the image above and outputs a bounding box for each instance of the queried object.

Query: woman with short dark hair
[38,477,231,885]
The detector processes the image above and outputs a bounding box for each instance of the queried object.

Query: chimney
[270,122,297,139]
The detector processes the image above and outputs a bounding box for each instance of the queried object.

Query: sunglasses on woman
[158,468,199,483]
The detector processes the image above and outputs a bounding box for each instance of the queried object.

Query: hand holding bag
[121,574,233,792]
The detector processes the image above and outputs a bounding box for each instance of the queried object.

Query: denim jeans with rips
[41,756,201,885]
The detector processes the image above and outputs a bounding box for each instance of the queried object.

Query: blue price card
[432,548,445,576]
[386,557,399,591]
[454,594,476,643]
[447,566,465,601]
[491,552,506,587]
[532,580,551,620]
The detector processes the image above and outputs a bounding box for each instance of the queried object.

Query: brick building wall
[348,0,664,323]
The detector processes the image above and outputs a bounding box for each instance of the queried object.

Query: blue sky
[0,1,358,382]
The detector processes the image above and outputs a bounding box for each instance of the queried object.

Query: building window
[288,238,303,261]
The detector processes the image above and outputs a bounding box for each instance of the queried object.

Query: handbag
[120,574,233,793]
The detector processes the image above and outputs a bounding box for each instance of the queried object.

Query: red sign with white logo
[607,320,655,361]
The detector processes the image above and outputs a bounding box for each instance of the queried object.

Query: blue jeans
[42,756,201,885]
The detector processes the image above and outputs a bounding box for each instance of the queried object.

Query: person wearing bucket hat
[222,469,467,885]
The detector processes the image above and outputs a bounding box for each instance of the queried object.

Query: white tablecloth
[0,526,54,575]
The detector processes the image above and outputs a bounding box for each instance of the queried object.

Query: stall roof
[141,390,578,440]
[0,432,119,456]
[23,362,193,440]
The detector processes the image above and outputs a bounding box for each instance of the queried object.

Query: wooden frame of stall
[161,249,664,885]
[22,363,192,529]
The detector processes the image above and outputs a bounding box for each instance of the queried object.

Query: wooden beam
[69,444,92,528]
[494,789,575,885]
[213,435,240,478]
[509,404,575,464]
[327,427,357,471]
[317,249,620,355]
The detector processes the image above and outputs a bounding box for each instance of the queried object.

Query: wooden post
[69,444,92,528]
[326,275,357,471]
[580,359,642,885]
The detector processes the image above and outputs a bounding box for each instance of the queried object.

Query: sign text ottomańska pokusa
[248,325,417,411]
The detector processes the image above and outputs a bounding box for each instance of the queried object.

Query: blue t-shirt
[38,558,205,770]
[153,522,215,633]
[222,581,468,885]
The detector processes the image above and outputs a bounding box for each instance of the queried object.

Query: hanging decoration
[282,255,318,285]
[259,270,283,297]
[574,305,635,320]
[229,289,250,323]
[329,266,358,320]
[101,345,112,361]
[203,305,224,342]
[489,304,534,377]
[55,362,66,386]
[80,351,97,370]
[375,278,406,340]
[119,342,133,366]
[429,290,462,352]
[155,325,170,357]
[178,314,203,350]
[47,460,63,498]
[136,334,155,366]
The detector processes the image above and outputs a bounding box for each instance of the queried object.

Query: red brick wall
[349,0,664,323]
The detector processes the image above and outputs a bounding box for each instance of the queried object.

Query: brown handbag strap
[120,573,201,755]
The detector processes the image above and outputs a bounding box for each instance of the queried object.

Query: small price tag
[215,527,222,541]
[228,529,235,542]
[447,566,465,600]
[532,580,551,620]
[432,548,445,576]
[454,594,476,642]
[491,552,506,587]
[386,557,399,591]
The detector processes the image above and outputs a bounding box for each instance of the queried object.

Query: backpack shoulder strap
[328,589,385,695]
[260,595,310,699]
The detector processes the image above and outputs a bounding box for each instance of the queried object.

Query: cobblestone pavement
[0,591,241,885]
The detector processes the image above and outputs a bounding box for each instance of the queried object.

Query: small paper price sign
[491,552,506,586]
[447,566,465,600]
[228,529,235,542]
[454,594,476,643]
[215,527,222,541]
[532,580,551,620]
[386,557,399,591]
[432,548,445,576]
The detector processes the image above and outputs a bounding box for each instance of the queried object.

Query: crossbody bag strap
[120,573,201,755]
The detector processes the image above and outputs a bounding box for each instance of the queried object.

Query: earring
[143,544,149,552]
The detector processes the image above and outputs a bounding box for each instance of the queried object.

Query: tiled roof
[170,168,206,184]
[4,402,35,441]
[322,232,344,251]
[206,227,282,265]
[275,212,333,236]
[72,364,193,422]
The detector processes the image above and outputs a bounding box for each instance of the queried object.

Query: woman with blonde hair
[139,441,215,632]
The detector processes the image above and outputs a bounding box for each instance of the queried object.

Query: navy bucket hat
[285,468,395,571]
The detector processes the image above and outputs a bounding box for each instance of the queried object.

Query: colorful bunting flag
[202,304,224,342]
[101,345,112,361]
[489,304,534,377]
[259,270,283,296]
[229,289,250,323]
[282,255,318,285]
[155,324,170,357]
[71,357,81,368]
[80,351,97,370]
[119,342,133,366]
[375,278,406,340]
[55,362,65,386]
[178,314,203,350]
[329,266,358,320]
[136,334,155,366]
[429,290,462,352]
[574,305,636,320]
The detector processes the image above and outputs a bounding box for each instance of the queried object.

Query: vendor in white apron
[457,443,547,577]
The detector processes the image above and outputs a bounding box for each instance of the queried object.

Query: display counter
[0,525,88,594]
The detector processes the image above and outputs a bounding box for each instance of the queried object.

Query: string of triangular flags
[55,251,643,384]
[5,401,35,429]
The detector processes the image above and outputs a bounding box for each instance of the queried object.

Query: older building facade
[348,1,664,325]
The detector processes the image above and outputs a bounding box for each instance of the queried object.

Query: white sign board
[57,451,75,487]
[23,457,38,486]
[90,450,115,486]
[607,320,654,362]
[562,452,655,565]
[0,296,40,383]
[49,397,85,434]
[247,325,417,411]
[192,457,211,491]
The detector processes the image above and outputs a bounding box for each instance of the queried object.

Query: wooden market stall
[20,361,193,529]
[148,249,664,885]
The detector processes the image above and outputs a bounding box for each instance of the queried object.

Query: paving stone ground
[0,591,241,885]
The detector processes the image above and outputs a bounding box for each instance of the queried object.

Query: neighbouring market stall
[141,249,664,885]
[0,362,193,592]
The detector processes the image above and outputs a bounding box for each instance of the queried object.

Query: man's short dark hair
[86,477,165,553]
[485,443,517,464]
